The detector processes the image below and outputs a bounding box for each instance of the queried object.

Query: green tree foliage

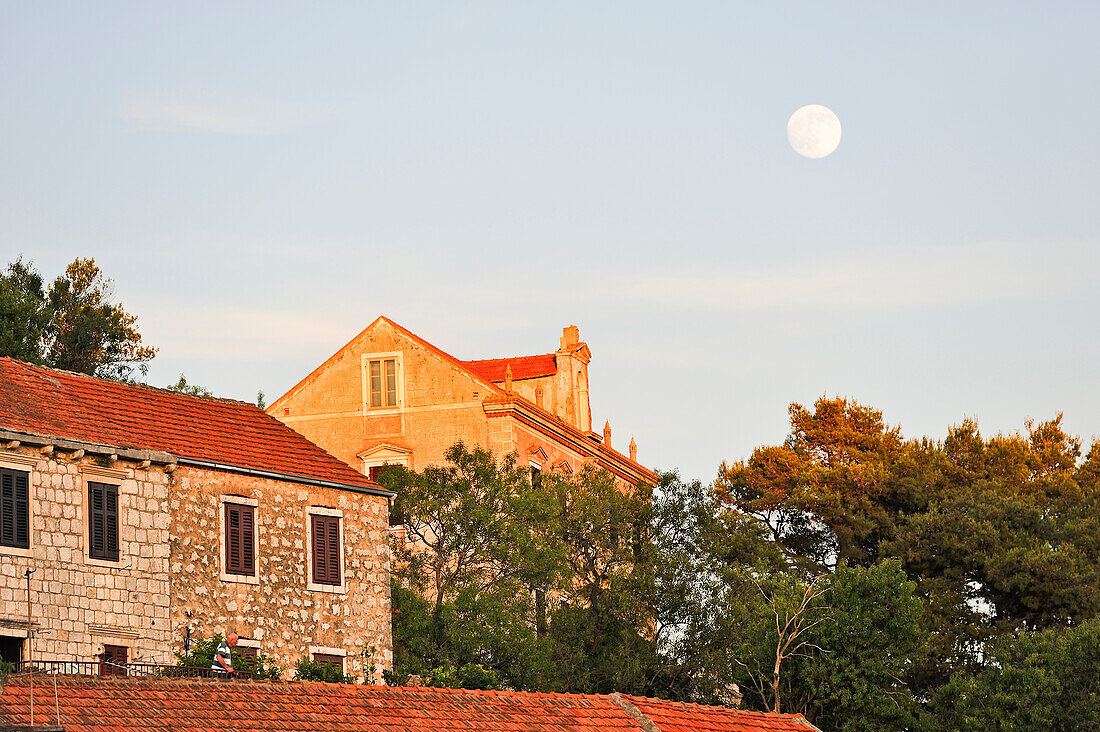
[927,618,1100,731]
[166,374,214,397]
[0,257,49,363]
[387,444,667,695]
[0,256,156,379]
[293,656,357,684]
[788,561,927,731]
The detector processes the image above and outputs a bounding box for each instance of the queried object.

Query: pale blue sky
[3,3,1098,481]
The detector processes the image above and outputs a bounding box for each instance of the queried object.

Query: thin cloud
[618,241,1098,312]
[137,303,362,361]
[118,89,308,134]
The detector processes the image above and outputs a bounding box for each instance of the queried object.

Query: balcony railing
[7,660,257,679]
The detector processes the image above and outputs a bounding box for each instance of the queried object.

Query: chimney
[603,420,612,447]
[504,362,513,393]
[629,436,637,462]
[560,325,580,350]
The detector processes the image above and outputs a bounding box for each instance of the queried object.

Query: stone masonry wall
[168,466,392,680]
[0,445,172,666]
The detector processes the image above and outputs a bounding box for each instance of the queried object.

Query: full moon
[787,104,842,159]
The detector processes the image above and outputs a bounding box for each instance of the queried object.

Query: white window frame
[306,506,347,595]
[219,494,260,585]
[360,352,404,414]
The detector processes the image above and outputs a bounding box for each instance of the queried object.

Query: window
[530,464,542,490]
[88,482,120,561]
[100,644,128,676]
[368,358,398,408]
[0,636,22,665]
[0,468,29,549]
[312,653,343,673]
[236,646,258,671]
[224,503,256,576]
[311,514,341,586]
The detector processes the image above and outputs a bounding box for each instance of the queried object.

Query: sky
[2,2,1099,482]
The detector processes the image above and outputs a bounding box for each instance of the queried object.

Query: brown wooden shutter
[240,506,255,575]
[312,653,343,672]
[311,514,341,585]
[89,483,119,561]
[326,516,341,585]
[225,503,255,576]
[100,644,128,676]
[0,469,29,549]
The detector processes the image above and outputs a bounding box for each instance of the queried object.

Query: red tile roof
[0,358,383,493]
[621,694,818,732]
[0,677,819,732]
[462,353,558,382]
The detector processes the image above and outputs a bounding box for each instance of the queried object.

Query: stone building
[0,357,393,679]
[268,317,657,489]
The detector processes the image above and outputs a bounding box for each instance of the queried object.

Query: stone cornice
[482,397,657,485]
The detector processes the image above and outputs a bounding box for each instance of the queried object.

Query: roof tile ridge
[461,352,556,365]
[608,692,662,732]
[6,356,259,408]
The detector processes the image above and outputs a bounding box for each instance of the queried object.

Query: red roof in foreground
[462,353,559,382]
[0,677,819,732]
[0,358,381,493]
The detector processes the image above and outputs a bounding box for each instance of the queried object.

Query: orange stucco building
[268,317,657,489]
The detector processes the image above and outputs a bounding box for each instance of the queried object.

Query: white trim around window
[360,352,404,414]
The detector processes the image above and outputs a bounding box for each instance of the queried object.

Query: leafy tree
[166,374,213,397]
[790,561,927,731]
[45,257,157,379]
[716,397,906,568]
[0,257,49,363]
[927,618,1100,731]
[0,256,156,380]
[387,444,666,696]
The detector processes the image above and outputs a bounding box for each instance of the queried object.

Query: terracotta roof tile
[621,695,819,732]
[0,677,817,732]
[461,354,558,382]
[0,358,381,493]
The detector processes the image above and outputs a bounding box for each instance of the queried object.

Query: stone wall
[168,466,391,680]
[0,445,172,666]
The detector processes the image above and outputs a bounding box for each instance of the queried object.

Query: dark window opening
[312,653,343,672]
[0,636,23,665]
[530,465,542,489]
[88,482,120,561]
[225,503,256,576]
[311,514,341,586]
[0,468,30,549]
[100,644,128,676]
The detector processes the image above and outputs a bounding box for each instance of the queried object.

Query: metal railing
[9,660,256,679]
